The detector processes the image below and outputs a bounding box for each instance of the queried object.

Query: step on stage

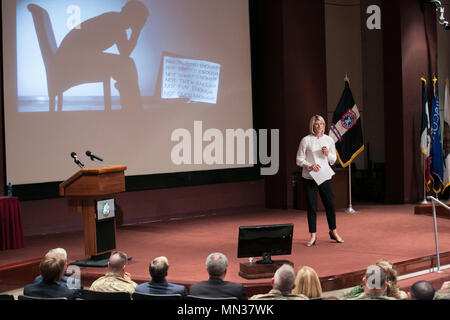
[1,204,450,295]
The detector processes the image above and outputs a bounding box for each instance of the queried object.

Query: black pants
[303,178,336,233]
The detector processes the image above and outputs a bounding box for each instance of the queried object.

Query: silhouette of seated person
[23,252,80,299]
[56,0,149,109]
[135,256,187,296]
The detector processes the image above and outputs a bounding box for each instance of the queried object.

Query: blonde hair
[40,254,66,282]
[376,259,405,299]
[309,115,326,135]
[292,266,322,298]
[150,256,169,281]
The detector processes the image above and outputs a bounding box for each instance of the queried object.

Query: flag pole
[342,73,356,213]
[345,164,356,213]
[420,154,429,204]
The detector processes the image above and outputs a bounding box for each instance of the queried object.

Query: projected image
[16,0,222,112]
[162,57,220,104]
[4,0,253,184]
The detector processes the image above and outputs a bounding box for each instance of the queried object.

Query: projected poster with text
[2,0,254,184]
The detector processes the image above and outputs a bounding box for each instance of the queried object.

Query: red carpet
[1,204,450,293]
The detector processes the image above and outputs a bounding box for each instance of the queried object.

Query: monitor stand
[239,260,294,279]
[255,252,273,264]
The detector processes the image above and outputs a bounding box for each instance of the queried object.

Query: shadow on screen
[26,1,149,112]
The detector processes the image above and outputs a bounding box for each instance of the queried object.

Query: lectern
[59,166,127,260]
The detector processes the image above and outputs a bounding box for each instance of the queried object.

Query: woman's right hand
[309,163,321,172]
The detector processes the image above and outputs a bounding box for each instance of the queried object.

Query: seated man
[408,280,435,300]
[23,252,79,299]
[189,252,247,300]
[135,256,187,296]
[349,265,396,300]
[250,264,308,300]
[33,248,81,289]
[90,251,137,295]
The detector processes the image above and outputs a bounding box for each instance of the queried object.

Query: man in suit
[33,248,80,289]
[23,252,80,299]
[135,256,187,296]
[189,252,247,300]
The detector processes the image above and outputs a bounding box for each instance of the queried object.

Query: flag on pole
[443,78,450,192]
[420,77,432,191]
[430,77,444,194]
[329,78,364,168]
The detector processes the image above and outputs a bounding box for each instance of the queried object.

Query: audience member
[34,248,71,288]
[434,281,450,300]
[23,252,79,299]
[251,264,308,300]
[408,280,435,300]
[375,258,407,299]
[90,251,137,295]
[135,256,187,296]
[349,265,396,300]
[189,252,247,300]
[292,266,322,299]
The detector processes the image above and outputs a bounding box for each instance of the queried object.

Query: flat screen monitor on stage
[237,224,294,264]
[96,198,115,221]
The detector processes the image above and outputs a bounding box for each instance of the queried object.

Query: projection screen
[2,0,254,185]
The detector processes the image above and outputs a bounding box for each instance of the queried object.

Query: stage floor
[1,204,450,290]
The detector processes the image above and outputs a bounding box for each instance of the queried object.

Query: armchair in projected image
[28,4,111,111]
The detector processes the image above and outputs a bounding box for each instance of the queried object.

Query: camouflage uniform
[434,287,450,300]
[250,289,309,300]
[89,272,137,295]
[349,292,397,300]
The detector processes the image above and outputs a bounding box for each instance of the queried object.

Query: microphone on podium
[70,152,85,168]
[86,150,104,162]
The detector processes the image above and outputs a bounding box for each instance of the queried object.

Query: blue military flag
[430,77,444,194]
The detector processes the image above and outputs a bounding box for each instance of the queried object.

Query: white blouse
[296,134,337,180]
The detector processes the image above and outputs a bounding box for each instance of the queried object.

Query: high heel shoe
[306,238,317,247]
[329,231,344,243]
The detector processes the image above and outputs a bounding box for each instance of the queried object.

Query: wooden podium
[59,166,127,259]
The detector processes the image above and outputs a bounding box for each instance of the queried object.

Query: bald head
[410,281,435,300]
[108,251,128,273]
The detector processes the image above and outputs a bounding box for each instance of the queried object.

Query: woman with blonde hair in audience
[376,258,407,299]
[292,266,322,299]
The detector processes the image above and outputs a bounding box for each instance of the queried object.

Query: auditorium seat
[132,292,182,300]
[0,294,14,300]
[186,295,238,300]
[79,289,131,300]
[18,295,68,300]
